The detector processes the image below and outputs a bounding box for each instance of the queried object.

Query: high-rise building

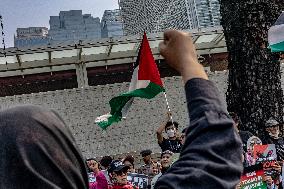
[14,27,49,48]
[119,0,221,35]
[48,10,101,45]
[101,9,123,38]
[119,0,191,35]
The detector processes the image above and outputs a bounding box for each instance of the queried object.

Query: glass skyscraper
[101,9,123,38]
[49,10,101,45]
[119,0,221,35]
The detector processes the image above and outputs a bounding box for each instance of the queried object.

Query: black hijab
[0,105,89,189]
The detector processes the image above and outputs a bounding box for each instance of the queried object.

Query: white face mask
[167,129,175,138]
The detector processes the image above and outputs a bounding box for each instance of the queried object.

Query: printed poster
[253,144,277,163]
[240,169,267,189]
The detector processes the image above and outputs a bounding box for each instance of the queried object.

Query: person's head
[247,136,262,152]
[86,158,100,172]
[229,112,240,131]
[0,105,89,189]
[180,127,188,145]
[165,121,179,139]
[108,160,129,185]
[100,156,113,170]
[140,149,152,164]
[151,162,160,175]
[265,118,281,139]
[122,155,135,173]
[160,150,174,169]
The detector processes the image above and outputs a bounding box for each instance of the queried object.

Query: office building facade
[14,27,49,48]
[119,0,191,35]
[48,10,101,45]
[101,9,123,38]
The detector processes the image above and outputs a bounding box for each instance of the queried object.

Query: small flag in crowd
[95,33,164,129]
[268,12,284,52]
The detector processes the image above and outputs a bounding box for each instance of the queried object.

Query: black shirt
[159,137,182,153]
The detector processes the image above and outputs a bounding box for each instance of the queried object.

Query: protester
[138,149,160,189]
[245,136,262,166]
[156,113,182,153]
[100,156,113,185]
[100,156,113,170]
[151,150,174,189]
[122,155,136,173]
[108,160,138,189]
[86,158,108,189]
[0,105,89,189]
[150,162,161,176]
[230,112,254,152]
[262,118,284,161]
[153,30,242,188]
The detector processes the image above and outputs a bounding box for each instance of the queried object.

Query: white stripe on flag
[269,24,284,45]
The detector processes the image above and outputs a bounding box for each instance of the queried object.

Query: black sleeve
[154,78,243,189]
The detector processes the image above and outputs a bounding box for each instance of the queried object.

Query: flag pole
[163,91,174,124]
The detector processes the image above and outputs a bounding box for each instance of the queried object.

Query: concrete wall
[0,70,231,158]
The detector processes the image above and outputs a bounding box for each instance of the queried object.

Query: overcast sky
[0,0,119,47]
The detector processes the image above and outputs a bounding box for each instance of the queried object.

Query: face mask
[167,129,175,138]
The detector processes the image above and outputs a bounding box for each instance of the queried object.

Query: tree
[219,0,284,136]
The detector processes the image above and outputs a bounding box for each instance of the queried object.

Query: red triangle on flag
[137,33,163,87]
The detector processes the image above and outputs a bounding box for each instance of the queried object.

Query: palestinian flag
[95,33,164,129]
[268,12,284,52]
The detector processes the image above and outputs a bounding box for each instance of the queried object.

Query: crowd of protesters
[85,111,284,189]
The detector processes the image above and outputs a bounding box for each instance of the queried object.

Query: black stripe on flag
[274,12,284,26]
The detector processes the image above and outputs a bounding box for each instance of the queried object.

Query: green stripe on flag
[97,82,164,129]
[270,41,284,52]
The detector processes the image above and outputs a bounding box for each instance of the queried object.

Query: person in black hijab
[0,105,89,189]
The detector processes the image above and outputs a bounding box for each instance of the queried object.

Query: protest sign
[88,172,96,183]
[253,144,277,163]
[127,173,149,189]
[240,169,267,189]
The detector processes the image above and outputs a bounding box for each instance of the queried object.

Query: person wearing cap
[108,160,138,189]
[262,118,284,161]
[138,150,160,189]
[151,150,174,189]
[156,112,182,153]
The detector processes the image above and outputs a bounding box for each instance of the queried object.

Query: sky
[0,0,119,47]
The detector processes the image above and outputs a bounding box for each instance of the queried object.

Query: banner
[240,169,267,189]
[253,144,277,163]
[127,173,149,189]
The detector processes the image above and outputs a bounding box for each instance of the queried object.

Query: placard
[127,173,148,189]
[240,170,267,189]
[253,144,277,163]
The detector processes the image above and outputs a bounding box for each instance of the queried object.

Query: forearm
[180,61,208,84]
[157,122,166,134]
